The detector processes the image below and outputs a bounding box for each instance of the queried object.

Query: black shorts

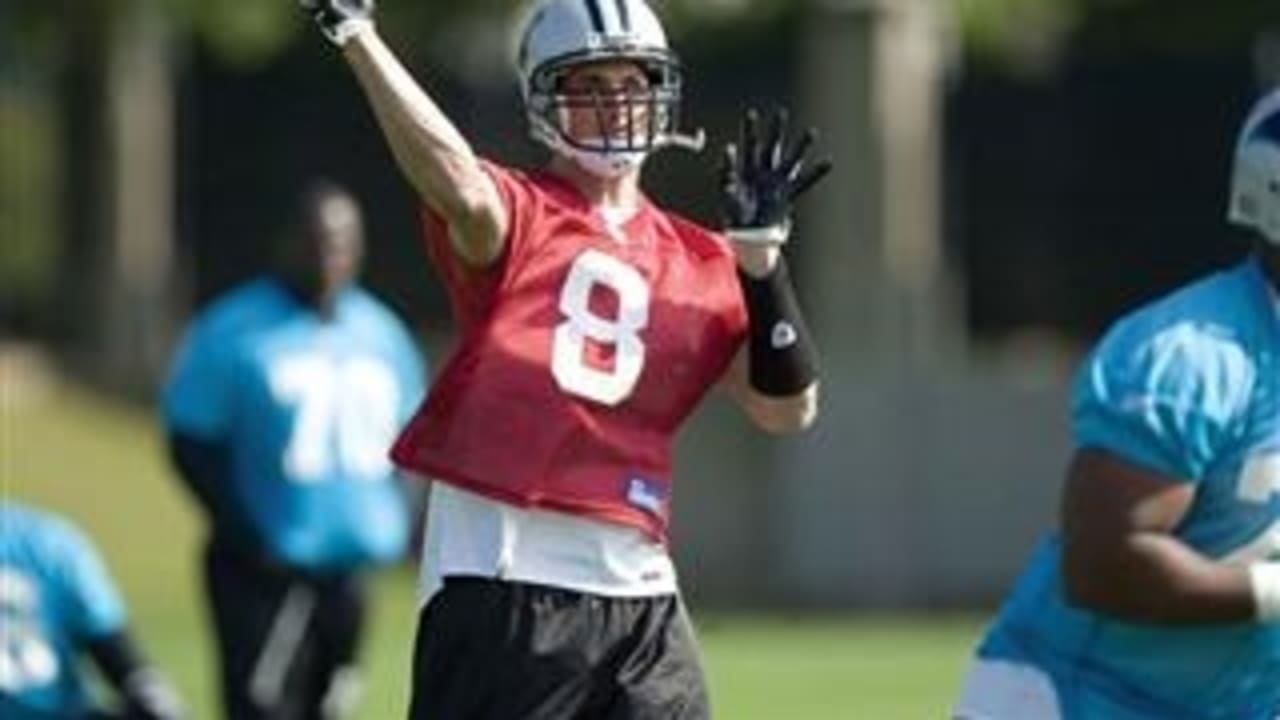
[204,541,366,720]
[408,577,710,720]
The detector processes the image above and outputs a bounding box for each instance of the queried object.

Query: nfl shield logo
[626,477,666,516]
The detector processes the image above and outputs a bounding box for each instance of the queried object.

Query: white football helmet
[514,0,705,179]
[1229,87,1280,246]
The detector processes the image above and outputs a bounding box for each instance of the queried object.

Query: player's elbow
[434,181,506,267]
[1061,535,1100,604]
[1062,560,1103,611]
[1062,563,1179,623]
[1061,541,1130,616]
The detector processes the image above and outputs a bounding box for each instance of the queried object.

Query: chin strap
[725,219,792,246]
[530,112,706,180]
[663,128,707,152]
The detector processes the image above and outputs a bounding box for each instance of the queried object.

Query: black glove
[299,0,375,46]
[720,107,833,244]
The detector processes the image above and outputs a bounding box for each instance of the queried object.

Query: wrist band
[737,259,818,396]
[1248,562,1280,622]
[725,220,791,246]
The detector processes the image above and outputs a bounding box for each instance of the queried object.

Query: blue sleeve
[1071,320,1254,484]
[55,521,126,641]
[396,331,427,423]
[162,315,235,440]
[374,302,427,423]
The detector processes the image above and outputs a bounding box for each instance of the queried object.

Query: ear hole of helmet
[1230,139,1280,246]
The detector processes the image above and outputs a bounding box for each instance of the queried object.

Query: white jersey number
[0,567,59,693]
[1224,452,1280,564]
[552,250,651,405]
[269,355,400,482]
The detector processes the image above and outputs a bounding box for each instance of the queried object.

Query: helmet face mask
[534,58,676,144]
[516,0,703,179]
[1229,89,1280,246]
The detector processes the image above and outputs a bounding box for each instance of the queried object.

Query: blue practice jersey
[162,279,426,570]
[0,502,126,718]
[977,259,1280,718]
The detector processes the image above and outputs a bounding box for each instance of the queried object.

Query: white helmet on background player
[1229,87,1280,246]
[514,0,705,179]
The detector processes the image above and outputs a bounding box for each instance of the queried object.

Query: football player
[161,180,426,720]
[954,88,1280,719]
[298,0,832,717]
[0,501,186,720]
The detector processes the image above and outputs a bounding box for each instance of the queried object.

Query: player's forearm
[87,632,186,720]
[741,383,818,433]
[1063,532,1258,624]
[168,433,259,547]
[723,349,818,433]
[168,434,224,510]
[341,31,502,233]
[733,257,819,423]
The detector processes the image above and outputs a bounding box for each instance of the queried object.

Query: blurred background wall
[3,0,1279,609]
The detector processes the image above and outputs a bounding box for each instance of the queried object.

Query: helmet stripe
[1238,88,1280,152]
[1254,112,1280,146]
[613,0,631,31]
[582,0,606,33]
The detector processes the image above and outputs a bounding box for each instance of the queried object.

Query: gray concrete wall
[673,373,1071,609]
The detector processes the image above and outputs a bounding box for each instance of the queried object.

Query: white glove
[299,0,375,47]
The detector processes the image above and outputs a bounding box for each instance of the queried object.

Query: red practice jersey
[391,161,748,541]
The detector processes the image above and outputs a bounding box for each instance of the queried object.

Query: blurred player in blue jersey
[161,180,426,720]
[0,501,186,720]
[954,89,1280,719]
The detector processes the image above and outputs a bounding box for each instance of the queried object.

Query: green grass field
[2,360,984,719]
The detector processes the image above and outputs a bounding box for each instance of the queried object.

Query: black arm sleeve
[737,258,819,396]
[167,432,259,548]
[86,632,185,720]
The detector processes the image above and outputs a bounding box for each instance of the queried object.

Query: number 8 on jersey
[552,249,651,405]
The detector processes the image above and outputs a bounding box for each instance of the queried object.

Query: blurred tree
[0,1,61,338]
[954,0,1279,74]
[0,87,59,335]
[1,0,798,71]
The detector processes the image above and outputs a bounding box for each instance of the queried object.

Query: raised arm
[718,107,832,434]
[300,0,507,267]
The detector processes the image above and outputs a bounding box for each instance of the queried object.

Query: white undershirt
[416,478,679,607]
[598,204,639,243]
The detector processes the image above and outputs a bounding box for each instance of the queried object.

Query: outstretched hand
[299,0,375,47]
[719,107,833,245]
